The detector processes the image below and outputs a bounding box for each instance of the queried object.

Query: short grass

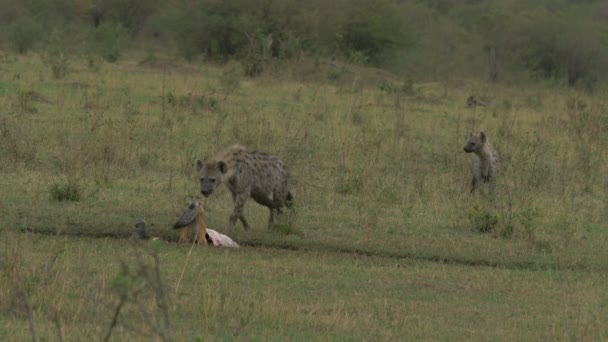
[1,53,608,340]
[2,232,607,341]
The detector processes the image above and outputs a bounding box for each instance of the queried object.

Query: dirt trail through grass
[18,228,603,273]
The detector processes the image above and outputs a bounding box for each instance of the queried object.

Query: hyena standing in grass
[463,132,499,194]
[195,145,294,232]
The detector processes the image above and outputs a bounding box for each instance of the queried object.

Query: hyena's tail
[285,191,294,208]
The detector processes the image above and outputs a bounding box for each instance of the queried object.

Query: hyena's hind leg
[270,189,295,225]
[487,174,497,197]
[230,191,251,231]
[284,191,294,208]
[270,188,293,208]
[251,192,279,227]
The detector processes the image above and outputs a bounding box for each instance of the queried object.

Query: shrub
[220,66,241,89]
[337,0,408,64]
[8,16,43,54]
[162,0,305,63]
[517,10,608,87]
[378,78,415,95]
[467,204,499,234]
[517,207,540,243]
[91,0,160,35]
[164,92,218,113]
[165,1,245,61]
[16,90,42,114]
[91,22,128,62]
[42,30,70,79]
[242,32,274,77]
[50,181,81,202]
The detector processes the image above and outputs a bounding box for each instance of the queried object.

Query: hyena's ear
[467,131,474,139]
[480,132,487,143]
[195,159,204,171]
[218,161,228,174]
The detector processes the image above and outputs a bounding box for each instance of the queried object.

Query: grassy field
[1,53,608,340]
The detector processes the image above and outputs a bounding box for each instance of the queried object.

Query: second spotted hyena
[195,145,293,231]
[463,132,499,194]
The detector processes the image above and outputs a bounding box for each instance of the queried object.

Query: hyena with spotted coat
[195,145,293,232]
[463,132,499,194]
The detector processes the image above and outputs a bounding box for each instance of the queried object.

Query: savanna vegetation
[1,0,608,86]
[1,0,608,340]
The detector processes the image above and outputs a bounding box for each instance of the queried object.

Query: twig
[161,67,167,121]
[103,295,126,342]
[174,240,197,298]
[22,291,37,342]
[151,249,173,341]
[53,311,64,342]
[135,301,166,340]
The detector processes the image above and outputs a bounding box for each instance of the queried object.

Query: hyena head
[463,131,487,153]
[195,159,228,197]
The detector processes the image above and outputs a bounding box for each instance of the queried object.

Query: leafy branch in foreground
[105,241,173,342]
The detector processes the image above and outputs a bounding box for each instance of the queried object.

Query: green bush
[50,181,81,202]
[1,0,607,86]
[517,10,608,87]
[8,16,44,54]
[16,90,42,114]
[467,204,499,234]
[91,0,160,34]
[42,30,70,79]
[91,22,128,62]
[243,32,274,77]
[165,1,246,61]
[337,0,409,64]
[218,66,241,97]
[517,207,540,243]
[162,0,304,63]
[378,79,415,95]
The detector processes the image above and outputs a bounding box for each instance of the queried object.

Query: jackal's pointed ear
[218,161,228,174]
[195,159,204,171]
[480,132,487,143]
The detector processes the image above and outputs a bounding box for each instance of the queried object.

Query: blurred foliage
[90,21,128,62]
[42,29,70,79]
[7,15,43,54]
[0,0,607,84]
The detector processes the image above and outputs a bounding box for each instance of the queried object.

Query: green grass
[2,232,607,341]
[1,53,608,339]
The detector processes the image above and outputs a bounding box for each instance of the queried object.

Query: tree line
[1,0,607,87]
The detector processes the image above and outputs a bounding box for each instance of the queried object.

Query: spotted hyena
[195,145,293,231]
[463,132,499,194]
